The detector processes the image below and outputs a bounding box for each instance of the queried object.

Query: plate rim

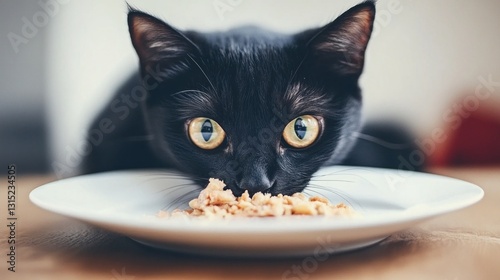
[29,167,484,235]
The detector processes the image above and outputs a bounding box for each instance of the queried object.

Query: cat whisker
[136,173,202,200]
[351,132,414,150]
[139,174,191,180]
[163,188,200,211]
[311,166,369,178]
[186,54,218,95]
[284,41,310,94]
[309,185,354,198]
[171,89,210,98]
[308,179,355,183]
[139,177,195,187]
[138,173,210,182]
[311,169,384,187]
[302,190,315,197]
[171,195,198,210]
[306,183,362,210]
[154,183,199,195]
[141,178,198,208]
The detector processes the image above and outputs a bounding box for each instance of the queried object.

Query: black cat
[83,1,406,196]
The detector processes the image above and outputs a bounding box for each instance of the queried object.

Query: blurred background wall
[1,0,499,176]
[0,0,49,173]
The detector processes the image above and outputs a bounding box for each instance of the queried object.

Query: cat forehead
[198,27,293,47]
[195,29,296,60]
[200,41,298,86]
[206,40,295,64]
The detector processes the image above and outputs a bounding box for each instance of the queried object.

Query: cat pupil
[294,118,307,140]
[201,119,213,141]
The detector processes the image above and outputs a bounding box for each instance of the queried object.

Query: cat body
[83,1,377,195]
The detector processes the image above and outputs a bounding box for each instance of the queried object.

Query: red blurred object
[430,106,500,166]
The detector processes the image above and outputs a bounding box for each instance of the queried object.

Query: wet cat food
[158,178,352,218]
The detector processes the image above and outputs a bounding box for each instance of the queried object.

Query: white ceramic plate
[30,167,483,257]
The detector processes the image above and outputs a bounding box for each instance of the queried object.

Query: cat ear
[128,10,198,70]
[306,1,375,77]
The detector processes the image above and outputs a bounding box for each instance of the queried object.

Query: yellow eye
[283,115,320,148]
[188,118,226,150]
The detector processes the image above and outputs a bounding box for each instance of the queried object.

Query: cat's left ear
[128,10,198,71]
[304,1,376,77]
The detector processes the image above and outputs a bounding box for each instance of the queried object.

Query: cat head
[127,1,375,195]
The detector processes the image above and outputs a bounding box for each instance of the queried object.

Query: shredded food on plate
[157,178,353,218]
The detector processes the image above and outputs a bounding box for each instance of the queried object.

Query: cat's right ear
[128,10,198,71]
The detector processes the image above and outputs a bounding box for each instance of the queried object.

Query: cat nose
[238,176,273,195]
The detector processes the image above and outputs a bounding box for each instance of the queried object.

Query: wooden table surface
[1,167,499,280]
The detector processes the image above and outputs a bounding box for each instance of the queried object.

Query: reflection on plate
[29,167,483,257]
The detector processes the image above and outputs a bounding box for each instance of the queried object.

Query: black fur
[83,1,377,195]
